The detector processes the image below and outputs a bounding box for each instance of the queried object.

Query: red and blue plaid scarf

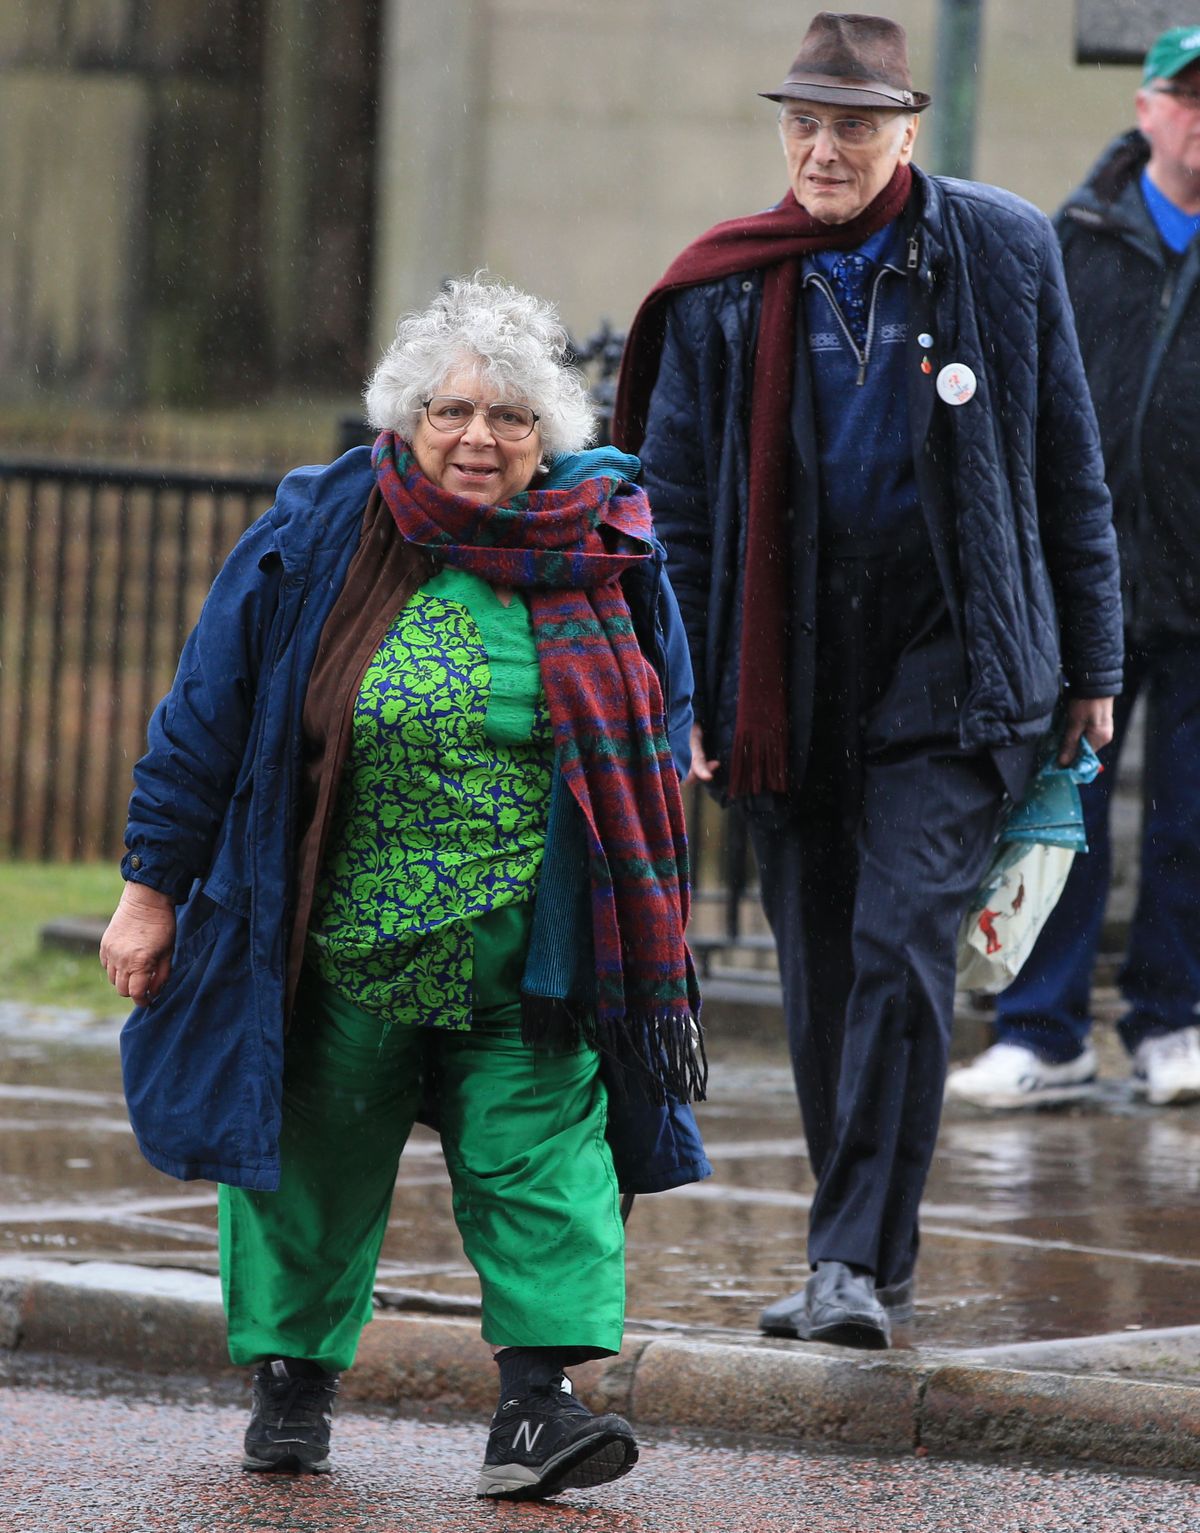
[373,432,703,1099]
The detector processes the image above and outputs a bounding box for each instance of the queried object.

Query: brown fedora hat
[760,11,931,113]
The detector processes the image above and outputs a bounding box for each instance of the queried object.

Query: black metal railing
[0,459,276,863]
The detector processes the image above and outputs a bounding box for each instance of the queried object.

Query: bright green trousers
[218,970,625,1373]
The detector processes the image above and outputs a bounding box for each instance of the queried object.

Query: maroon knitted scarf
[612,166,914,796]
[373,432,704,1101]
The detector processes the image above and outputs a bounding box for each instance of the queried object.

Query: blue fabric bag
[1001,734,1102,850]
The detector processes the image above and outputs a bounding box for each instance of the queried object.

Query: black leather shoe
[759,1261,891,1350]
[875,1274,914,1323]
[760,1269,912,1337]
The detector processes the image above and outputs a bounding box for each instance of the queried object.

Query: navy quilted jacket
[1057,131,1200,639]
[640,167,1124,789]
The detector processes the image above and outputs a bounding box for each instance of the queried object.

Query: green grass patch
[0,861,127,1015]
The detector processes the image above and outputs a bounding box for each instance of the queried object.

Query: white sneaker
[1131,1026,1200,1106]
[945,1041,1098,1109]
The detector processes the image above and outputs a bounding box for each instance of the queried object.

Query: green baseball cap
[1142,25,1200,83]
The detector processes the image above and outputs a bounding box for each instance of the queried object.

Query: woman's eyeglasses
[422,396,540,441]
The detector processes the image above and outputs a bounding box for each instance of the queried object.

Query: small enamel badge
[936,363,977,406]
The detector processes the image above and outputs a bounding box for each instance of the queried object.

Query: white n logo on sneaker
[512,1420,545,1455]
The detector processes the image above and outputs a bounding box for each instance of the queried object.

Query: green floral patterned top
[306,565,553,1027]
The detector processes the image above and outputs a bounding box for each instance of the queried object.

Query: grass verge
[0,861,126,1015]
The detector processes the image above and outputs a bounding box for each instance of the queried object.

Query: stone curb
[3,1261,1198,1474]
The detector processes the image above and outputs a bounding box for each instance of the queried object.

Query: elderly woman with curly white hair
[100,274,709,1500]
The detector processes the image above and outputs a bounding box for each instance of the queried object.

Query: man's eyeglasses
[422,396,540,441]
[778,111,894,146]
[1150,84,1200,109]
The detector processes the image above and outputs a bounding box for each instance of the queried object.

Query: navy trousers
[749,537,1008,1288]
[994,638,1200,1061]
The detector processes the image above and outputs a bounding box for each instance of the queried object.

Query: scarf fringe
[596,1009,709,1106]
[519,993,708,1105]
[728,721,790,798]
[519,992,589,1053]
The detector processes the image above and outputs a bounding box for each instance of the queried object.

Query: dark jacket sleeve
[657,554,695,777]
[1031,228,1124,698]
[639,297,714,726]
[121,511,288,902]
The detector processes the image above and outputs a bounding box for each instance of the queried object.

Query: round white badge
[917,332,934,350]
[936,362,977,406]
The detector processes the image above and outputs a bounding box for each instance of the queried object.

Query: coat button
[742,280,753,292]
[129,855,142,870]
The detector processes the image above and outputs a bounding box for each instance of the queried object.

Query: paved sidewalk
[2,991,1199,1473]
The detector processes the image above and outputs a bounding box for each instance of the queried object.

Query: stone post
[930,0,984,180]
[370,0,487,355]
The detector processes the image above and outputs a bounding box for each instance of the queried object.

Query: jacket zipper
[812,270,890,386]
[1159,268,1177,319]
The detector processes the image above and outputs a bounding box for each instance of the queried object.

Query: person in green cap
[948,25,1200,1112]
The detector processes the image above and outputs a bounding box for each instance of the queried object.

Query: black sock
[494,1347,568,1401]
[273,1355,334,1380]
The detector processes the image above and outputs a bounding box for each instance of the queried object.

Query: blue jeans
[994,639,1200,1061]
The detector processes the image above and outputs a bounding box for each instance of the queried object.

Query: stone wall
[0,0,1178,406]
[370,0,1139,346]
[1077,0,1200,63]
[0,0,378,408]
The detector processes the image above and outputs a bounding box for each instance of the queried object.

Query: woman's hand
[1058,696,1115,766]
[684,723,721,786]
[99,883,177,1003]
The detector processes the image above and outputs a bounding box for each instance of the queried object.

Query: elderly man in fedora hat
[613,12,1123,1348]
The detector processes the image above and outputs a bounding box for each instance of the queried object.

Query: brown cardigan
[285,488,434,1017]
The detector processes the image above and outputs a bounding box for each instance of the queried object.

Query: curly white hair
[363,273,596,457]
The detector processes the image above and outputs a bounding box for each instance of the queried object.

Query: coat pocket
[119,897,281,1192]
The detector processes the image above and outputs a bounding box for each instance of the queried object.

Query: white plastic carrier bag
[956,731,1101,995]
[957,840,1077,993]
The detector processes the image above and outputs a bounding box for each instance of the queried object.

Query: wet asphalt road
[2,1368,1198,1533]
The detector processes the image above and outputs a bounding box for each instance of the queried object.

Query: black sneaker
[476,1375,638,1500]
[242,1358,339,1473]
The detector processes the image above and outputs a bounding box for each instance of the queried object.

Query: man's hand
[684,722,721,786]
[1058,696,1115,766]
[99,882,177,1003]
